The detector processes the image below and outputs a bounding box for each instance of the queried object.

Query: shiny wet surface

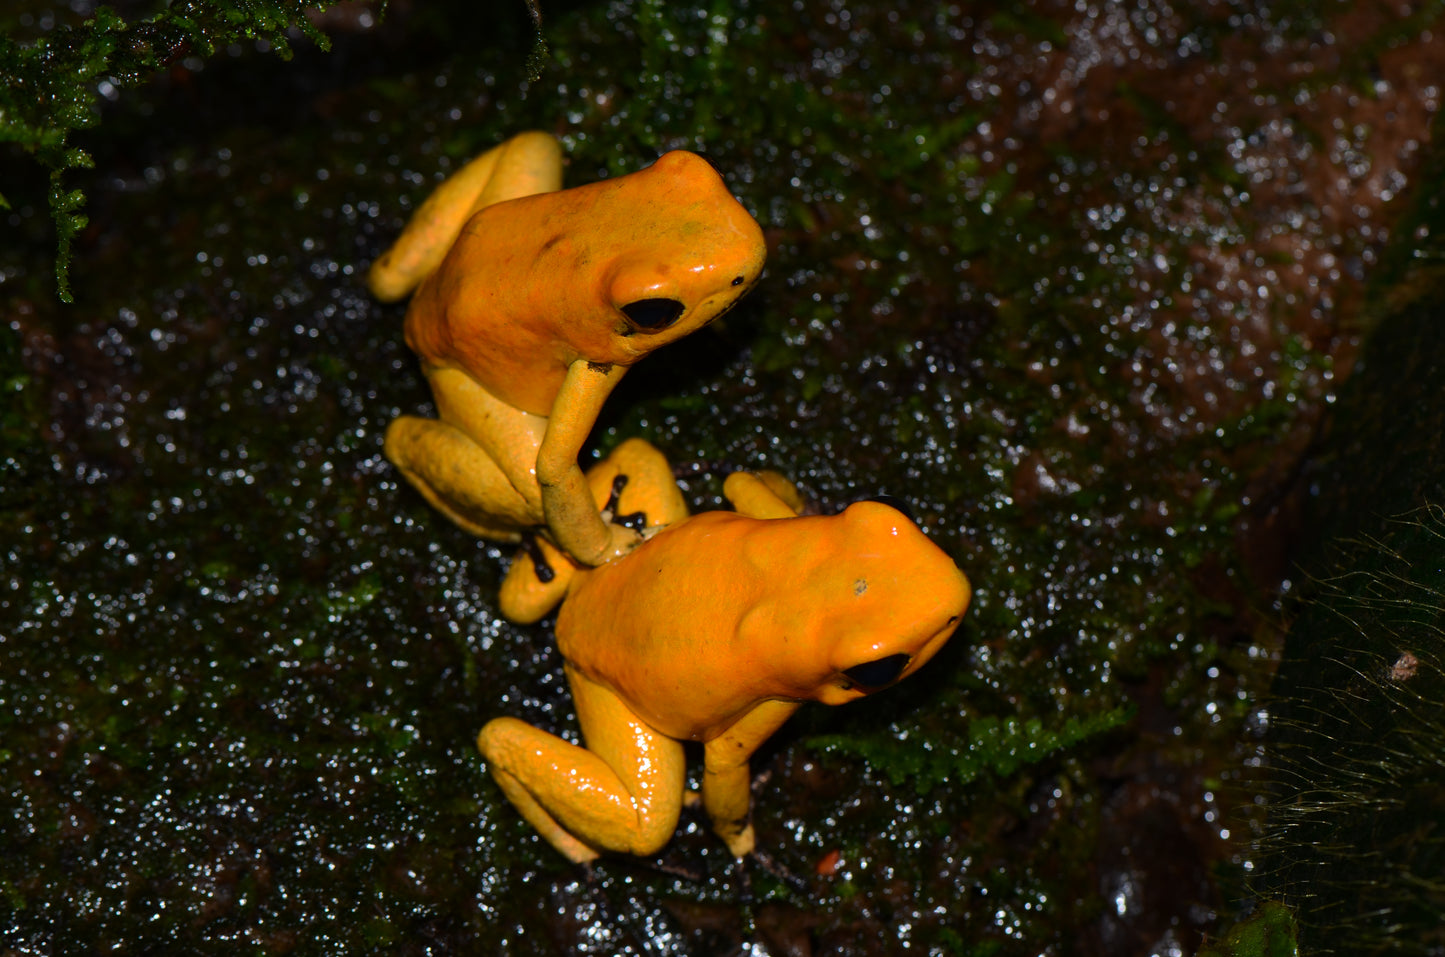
[2,0,1443,953]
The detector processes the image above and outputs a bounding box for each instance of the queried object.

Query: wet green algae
[2,0,1441,952]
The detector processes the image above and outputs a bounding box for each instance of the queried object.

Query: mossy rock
[5,0,1445,952]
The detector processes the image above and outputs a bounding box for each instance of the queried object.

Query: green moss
[812,705,1134,795]
[1199,902,1299,957]
[0,323,43,512]
[0,0,335,301]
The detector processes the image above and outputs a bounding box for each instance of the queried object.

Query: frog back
[403,151,766,417]
[556,510,775,741]
[556,502,970,739]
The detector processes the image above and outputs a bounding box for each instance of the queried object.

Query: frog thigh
[754,470,806,515]
[369,131,563,302]
[477,715,606,864]
[384,415,536,542]
[467,130,564,213]
[425,365,549,499]
[477,668,685,861]
[569,665,687,855]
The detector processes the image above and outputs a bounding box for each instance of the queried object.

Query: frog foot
[520,533,556,584]
[498,534,577,624]
[599,473,650,533]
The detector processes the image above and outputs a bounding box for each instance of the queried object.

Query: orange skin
[369,132,766,566]
[495,441,805,624]
[477,440,972,864]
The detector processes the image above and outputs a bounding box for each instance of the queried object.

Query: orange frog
[369,132,766,566]
[477,439,972,864]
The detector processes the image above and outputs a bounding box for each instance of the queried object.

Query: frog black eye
[621,298,686,330]
[858,494,915,523]
[731,276,745,287]
[842,653,910,689]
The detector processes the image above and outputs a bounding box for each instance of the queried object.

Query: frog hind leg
[497,437,687,623]
[386,362,551,543]
[498,533,576,624]
[369,131,564,302]
[477,667,686,862]
[384,414,537,542]
[721,470,805,519]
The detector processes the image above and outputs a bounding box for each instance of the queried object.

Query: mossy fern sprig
[0,1,338,302]
[812,704,1134,795]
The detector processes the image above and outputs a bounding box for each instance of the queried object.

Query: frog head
[738,500,972,706]
[480,149,767,367]
[602,152,766,348]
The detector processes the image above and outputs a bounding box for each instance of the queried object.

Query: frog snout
[842,653,910,690]
[620,297,687,330]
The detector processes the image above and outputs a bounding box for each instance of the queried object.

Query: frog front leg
[477,666,687,863]
[369,131,563,302]
[701,698,802,857]
[535,360,644,565]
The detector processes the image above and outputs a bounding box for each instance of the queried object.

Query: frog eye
[621,298,686,330]
[842,653,910,689]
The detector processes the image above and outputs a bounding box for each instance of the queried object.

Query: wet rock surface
[2,0,1443,952]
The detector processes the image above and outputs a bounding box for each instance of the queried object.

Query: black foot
[602,473,630,513]
[603,472,649,532]
[520,534,555,583]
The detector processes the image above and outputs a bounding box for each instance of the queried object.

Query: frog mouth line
[703,277,762,326]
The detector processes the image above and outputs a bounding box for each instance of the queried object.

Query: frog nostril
[621,297,686,330]
[842,653,910,689]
